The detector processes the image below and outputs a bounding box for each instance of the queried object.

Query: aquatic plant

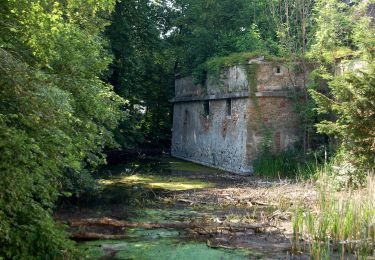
[292,172,375,259]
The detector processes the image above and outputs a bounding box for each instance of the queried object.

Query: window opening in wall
[203,100,210,116]
[183,110,189,143]
[226,99,232,117]
[183,110,189,125]
[275,66,282,75]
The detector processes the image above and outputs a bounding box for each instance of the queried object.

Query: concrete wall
[171,98,252,173]
[171,96,300,173]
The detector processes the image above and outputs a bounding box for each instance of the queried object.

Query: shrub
[0,0,121,258]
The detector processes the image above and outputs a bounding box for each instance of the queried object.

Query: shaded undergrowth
[253,149,322,180]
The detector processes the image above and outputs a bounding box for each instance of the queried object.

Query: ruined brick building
[171,56,311,173]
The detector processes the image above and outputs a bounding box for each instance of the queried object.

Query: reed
[292,171,375,259]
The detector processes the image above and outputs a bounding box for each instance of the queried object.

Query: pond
[56,157,297,259]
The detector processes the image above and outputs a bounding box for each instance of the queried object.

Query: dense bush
[309,0,375,178]
[0,1,122,258]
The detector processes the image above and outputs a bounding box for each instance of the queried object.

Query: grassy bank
[253,149,322,180]
[292,172,375,259]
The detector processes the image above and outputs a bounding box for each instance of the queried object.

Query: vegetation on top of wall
[205,52,283,74]
[306,47,355,63]
[169,0,282,77]
[203,52,280,96]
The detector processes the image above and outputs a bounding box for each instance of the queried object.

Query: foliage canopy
[0,0,122,257]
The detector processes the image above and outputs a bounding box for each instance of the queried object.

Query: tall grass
[253,149,321,179]
[292,171,375,259]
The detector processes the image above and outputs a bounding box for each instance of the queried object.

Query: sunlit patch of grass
[98,174,214,191]
[147,182,210,190]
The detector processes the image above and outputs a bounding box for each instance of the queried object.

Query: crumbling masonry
[171,56,311,173]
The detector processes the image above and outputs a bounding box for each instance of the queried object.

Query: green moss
[131,208,201,223]
[205,51,283,73]
[80,239,260,260]
[77,157,277,259]
[79,217,263,259]
[245,63,259,97]
[126,228,180,239]
[99,174,213,191]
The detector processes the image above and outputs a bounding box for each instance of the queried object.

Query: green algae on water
[80,238,261,260]
[99,174,213,191]
[131,208,198,222]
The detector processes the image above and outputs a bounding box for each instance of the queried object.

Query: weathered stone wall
[256,62,308,92]
[175,76,203,97]
[171,98,252,173]
[172,59,308,173]
[245,97,300,163]
[206,62,310,95]
[335,58,368,75]
[206,65,248,95]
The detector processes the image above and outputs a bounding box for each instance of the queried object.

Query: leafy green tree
[0,0,122,257]
[309,0,375,178]
[310,0,354,61]
[105,0,175,147]
[310,63,375,169]
[268,0,316,56]
[169,0,280,77]
[235,24,269,53]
